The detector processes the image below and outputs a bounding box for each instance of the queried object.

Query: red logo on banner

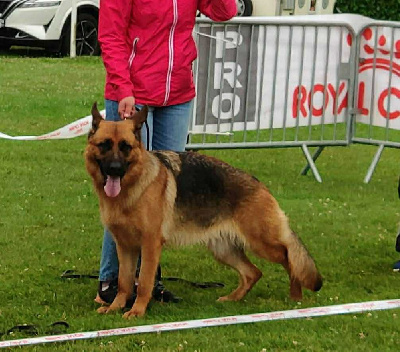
[358,27,400,120]
[292,82,348,118]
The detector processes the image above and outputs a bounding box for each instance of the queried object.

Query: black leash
[60,269,99,279]
[1,321,69,338]
[144,120,150,151]
[61,270,224,289]
[162,277,224,289]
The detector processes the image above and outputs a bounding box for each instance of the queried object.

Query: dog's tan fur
[85,103,322,319]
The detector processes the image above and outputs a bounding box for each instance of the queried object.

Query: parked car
[0,0,252,56]
[0,0,99,55]
[237,0,253,17]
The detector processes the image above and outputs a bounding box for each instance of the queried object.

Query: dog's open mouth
[104,175,122,197]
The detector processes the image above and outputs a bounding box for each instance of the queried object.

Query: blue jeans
[99,99,193,281]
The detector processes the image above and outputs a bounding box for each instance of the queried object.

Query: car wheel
[236,0,253,16]
[61,13,100,56]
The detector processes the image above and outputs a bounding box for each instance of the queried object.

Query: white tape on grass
[0,112,100,141]
[0,299,399,348]
[0,111,229,141]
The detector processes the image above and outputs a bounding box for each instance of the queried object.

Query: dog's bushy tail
[284,230,323,292]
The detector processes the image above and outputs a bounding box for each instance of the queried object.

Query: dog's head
[85,102,148,198]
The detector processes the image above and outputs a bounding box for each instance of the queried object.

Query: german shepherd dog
[85,103,323,319]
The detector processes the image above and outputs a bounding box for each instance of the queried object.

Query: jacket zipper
[129,37,139,68]
[163,0,178,106]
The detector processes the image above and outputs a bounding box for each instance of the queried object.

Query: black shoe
[98,278,181,305]
[98,279,118,304]
[396,233,400,252]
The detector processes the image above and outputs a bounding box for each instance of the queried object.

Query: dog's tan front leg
[98,244,139,315]
[123,239,162,319]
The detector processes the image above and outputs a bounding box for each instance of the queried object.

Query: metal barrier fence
[187,16,400,183]
[352,22,400,183]
[188,17,357,182]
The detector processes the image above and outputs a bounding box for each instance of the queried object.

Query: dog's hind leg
[97,244,139,314]
[208,237,262,302]
[250,241,303,301]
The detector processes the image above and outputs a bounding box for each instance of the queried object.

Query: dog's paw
[97,306,111,314]
[123,307,146,319]
[217,295,231,302]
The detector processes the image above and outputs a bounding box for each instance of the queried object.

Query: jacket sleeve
[98,0,134,101]
[198,0,237,21]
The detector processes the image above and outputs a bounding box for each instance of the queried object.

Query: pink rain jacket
[99,0,237,106]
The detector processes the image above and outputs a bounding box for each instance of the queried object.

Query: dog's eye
[97,139,113,153]
[119,140,133,154]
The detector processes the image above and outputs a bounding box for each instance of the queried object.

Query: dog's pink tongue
[104,176,121,197]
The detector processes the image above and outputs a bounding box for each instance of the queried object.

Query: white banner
[355,25,400,129]
[194,15,400,134]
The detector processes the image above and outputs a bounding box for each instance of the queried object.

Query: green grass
[0,52,399,351]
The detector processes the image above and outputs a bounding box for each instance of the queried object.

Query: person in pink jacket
[96,0,237,306]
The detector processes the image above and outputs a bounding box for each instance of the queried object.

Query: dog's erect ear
[129,105,148,131]
[91,102,103,132]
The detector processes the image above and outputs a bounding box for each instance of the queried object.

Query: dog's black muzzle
[97,159,128,180]
[103,161,127,178]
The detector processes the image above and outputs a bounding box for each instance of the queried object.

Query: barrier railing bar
[332,26,344,141]
[367,27,379,140]
[188,140,348,150]
[352,138,400,148]
[268,26,279,142]
[307,26,318,141]
[230,24,241,143]
[295,26,306,142]
[384,27,395,142]
[282,26,293,142]
[320,26,331,141]
[256,25,267,142]
[189,24,201,145]
[202,23,215,143]
[216,24,228,143]
[243,24,255,143]
[345,29,357,145]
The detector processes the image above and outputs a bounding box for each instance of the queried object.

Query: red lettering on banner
[308,84,329,116]
[153,324,170,330]
[292,85,308,118]
[69,120,89,132]
[37,131,62,140]
[98,329,117,336]
[204,317,238,325]
[292,83,348,118]
[251,312,285,319]
[377,87,400,119]
[357,82,369,115]
[170,322,190,328]
[360,303,375,309]
[328,82,348,114]
[10,340,29,346]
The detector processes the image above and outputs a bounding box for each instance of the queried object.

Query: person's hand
[118,96,136,119]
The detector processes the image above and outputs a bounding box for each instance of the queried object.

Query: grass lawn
[0,51,399,351]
